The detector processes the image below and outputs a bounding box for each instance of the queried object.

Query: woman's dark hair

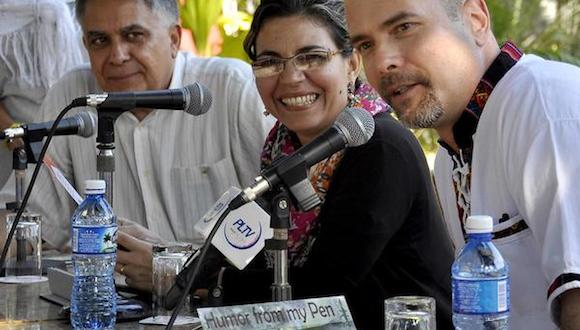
[244,0,353,61]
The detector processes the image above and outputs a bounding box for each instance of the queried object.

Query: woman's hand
[115,231,154,292]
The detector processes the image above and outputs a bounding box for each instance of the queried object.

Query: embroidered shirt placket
[441,43,522,239]
[451,150,471,228]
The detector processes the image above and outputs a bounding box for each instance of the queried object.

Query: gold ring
[120,264,126,275]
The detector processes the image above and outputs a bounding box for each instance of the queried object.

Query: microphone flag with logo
[194,187,273,270]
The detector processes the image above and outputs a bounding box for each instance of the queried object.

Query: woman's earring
[263,109,270,117]
[347,81,355,103]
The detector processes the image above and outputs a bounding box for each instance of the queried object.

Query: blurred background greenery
[178,0,579,162]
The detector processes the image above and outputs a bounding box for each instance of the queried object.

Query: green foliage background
[180,0,580,157]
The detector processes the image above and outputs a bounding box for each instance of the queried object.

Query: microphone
[230,107,375,210]
[0,111,97,140]
[81,82,212,115]
[165,187,273,310]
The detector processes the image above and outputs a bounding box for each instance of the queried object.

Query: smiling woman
[193,1,457,329]
[250,15,357,144]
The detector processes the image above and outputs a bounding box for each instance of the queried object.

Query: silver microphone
[84,82,212,116]
[231,107,375,210]
[0,111,97,140]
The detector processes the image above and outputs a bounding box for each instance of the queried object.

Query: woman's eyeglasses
[252,49,345,78]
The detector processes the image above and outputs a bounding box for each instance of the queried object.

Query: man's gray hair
[75,0,179,25]
[442,0,466,21]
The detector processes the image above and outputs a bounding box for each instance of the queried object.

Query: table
[0,281,196,329]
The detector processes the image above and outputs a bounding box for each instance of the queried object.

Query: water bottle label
[452,277,509,314]
[72,225,118,254]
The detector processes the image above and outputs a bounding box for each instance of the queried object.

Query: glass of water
[4,213,43,282]
[385,296,436,330]
[152,242,194,319]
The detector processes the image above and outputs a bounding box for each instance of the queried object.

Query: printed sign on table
[198,296,355,330]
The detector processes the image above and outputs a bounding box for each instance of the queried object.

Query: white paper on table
[138,315,200,326]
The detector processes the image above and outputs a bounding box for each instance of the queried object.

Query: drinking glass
[384,296,436,330]
[152,242,194,319]
[4,213,42,282]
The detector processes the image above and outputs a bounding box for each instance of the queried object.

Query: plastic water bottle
[71,180,117,329]
[452,215,509,330]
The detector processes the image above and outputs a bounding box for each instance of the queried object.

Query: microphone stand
[0,100,81,273]
[266,186,292,301]
[96,110,123,205]
[4,139,49,276]
[2,147,29,276]
[3,135,63,275]
[5,147,28,212]
[8,137,44,210]
[5,134,47,214]
[229,160,319,302]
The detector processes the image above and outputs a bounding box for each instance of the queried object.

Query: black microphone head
[334,107,375,147]
[183,83,212,116]
[75,111,98,137]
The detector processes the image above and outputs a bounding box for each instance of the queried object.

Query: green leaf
[180,0,223,56]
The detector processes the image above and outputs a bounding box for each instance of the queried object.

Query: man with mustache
[345,0,580,329]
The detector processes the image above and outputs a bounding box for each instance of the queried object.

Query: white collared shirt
[1,51,273,249]
[434,54,580,329]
